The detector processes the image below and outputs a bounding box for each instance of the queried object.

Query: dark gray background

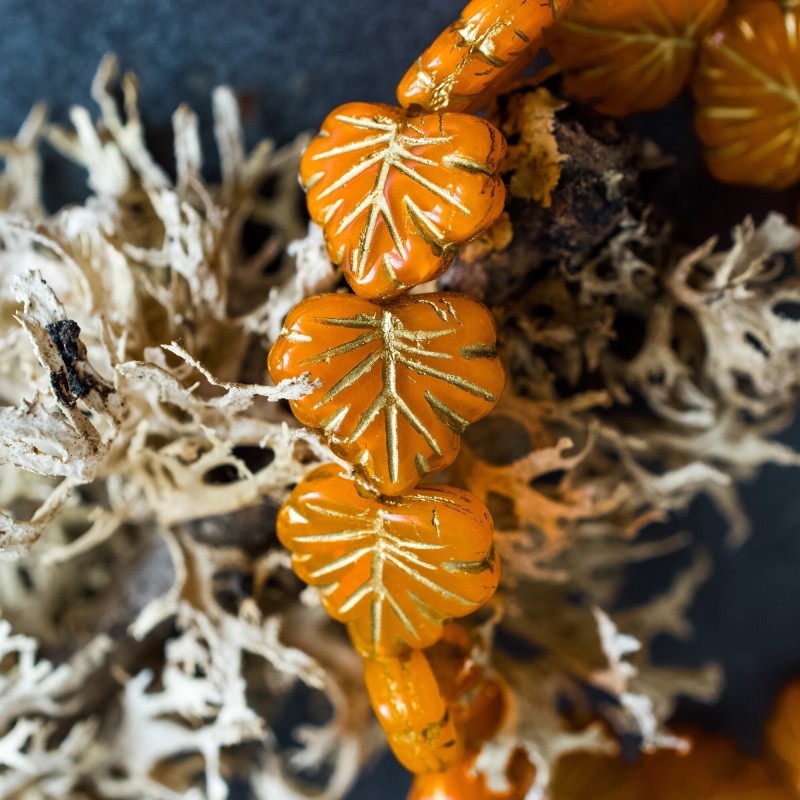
[0,0,462,143]
[2,3,799,799]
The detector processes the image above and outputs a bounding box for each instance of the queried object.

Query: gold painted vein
[268,292,505,495]
[277,464,500,657]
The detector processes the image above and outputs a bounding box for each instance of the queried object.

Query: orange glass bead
[423,626,508,748]
[300,102,507,301]
[397,0,573,113]
[693,0,800,188]
[268,292,505,495]
[552,740,794,800]
[408,750,535,800]
[462,677,508,750]
[765,680,800,792]
[364,649,465,774]
[545,0,728,116]
[277,463,500,657]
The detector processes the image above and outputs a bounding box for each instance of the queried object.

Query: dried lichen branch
[0,61,799,800]
[0,56,371,800]
[436,86,800,796]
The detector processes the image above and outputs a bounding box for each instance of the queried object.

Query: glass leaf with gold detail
[397,0,573,113]
[299,102,506,301]
[693,0,800,189]
[545,0,728,116]
[364,649,465,774]
[268,292,505,495]
[276,463,500,657]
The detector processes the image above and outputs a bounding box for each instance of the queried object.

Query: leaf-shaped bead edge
[277,463,501,657]
[300,103,508,300]
[546,0,729,116]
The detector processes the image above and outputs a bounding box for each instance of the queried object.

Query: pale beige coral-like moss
[0,55,365,800]
[0,55,799,800]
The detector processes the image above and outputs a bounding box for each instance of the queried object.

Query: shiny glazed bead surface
[272,0,519,781]
[277,464,500,657]
[268,292,505,495]
[545,0,728,116]
[641,732,795,800]
[300,102,507,300]
[397,0,572,113]
[461,677,508,750]
[694,0,800,188]
[364,650,465,774]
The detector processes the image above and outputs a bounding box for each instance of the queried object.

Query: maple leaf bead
[693,0,800,189]
[423,625,509,747]
[299,102,507,301]
[268,292,505,496]
[545,0,728,116]
[397,0,573,114]
[276,463,500,658]
[363,649,465,774]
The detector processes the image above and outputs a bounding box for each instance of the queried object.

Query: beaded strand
[267,0,570,786]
